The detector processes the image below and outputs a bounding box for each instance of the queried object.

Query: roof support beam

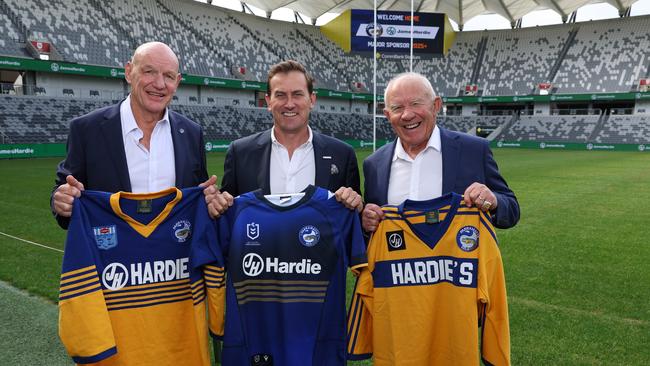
[546,0,568,20]
[496,0,515,22]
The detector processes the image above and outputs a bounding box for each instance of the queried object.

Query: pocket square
[330,163,339,175]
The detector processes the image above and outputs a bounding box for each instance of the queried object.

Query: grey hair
[384,72,436,106]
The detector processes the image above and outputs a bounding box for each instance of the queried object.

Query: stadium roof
[239,0,636,27]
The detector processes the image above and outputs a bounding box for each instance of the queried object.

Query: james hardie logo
[205,142,213,151]
[102,263,129,290]
[247,222,260,240]
[50,63,60,72]
[386,230,405,251]
[457,226,479,252]
[539,142,546,149]
[110,68,118,77]
[497,141,503,148]
[299,225,320,247]
[93,225,117,250]
[639,144,646,151]
[587,143,594,150]
[386,26,396,35]
[173,220,191,242]
[242,253,264,276]
[203,77,209,85]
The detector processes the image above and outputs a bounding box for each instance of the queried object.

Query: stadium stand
[0,95,395,144]
[593,115,650,144]
[1,0,649,96]
[1,1,649,146]
[497,115,601,142]
[478,25,571,96]
[438,115,511,133]
[554,16,650,93]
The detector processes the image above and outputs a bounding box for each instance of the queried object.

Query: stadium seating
[478,25,570,96]
[438,115,511,133]
[593,115,650,144]
[1,0,649,95]
[497,115,600,142]
[0,95,396,144]
[554,16,650,93]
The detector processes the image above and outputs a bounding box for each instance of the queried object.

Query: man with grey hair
[362,72,519,231]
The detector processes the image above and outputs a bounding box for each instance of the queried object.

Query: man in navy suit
[51,42,226,229]
[362,73,519,231]
[219,60,362,210]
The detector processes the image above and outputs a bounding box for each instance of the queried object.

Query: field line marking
[0,231,63,253]
[510,296,649,327]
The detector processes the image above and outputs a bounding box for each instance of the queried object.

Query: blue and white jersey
[195,185,367,366]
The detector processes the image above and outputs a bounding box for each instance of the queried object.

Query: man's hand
[362,203,384,232]
[334,187,363,212]
[53,175,85,217]
[463,182,498,212]
[200,175,234,219]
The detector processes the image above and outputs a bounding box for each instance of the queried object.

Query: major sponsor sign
[351,10,444,54]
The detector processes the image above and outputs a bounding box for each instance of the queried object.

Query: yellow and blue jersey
[347,192,510,366]
[58,187,221,366]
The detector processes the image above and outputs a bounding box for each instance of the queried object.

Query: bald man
[51,42,227,229]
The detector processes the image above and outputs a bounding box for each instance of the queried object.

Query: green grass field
[1,149,649,365]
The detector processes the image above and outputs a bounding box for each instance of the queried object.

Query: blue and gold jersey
[58,187,220,366]
[194,185,367,366]
[347,192,510,366]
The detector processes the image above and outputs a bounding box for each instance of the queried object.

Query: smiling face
[384,74,442,158]
[265,70,315,137]
[125,42,181,123]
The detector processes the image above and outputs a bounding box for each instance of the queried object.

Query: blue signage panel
[351,10,445,54]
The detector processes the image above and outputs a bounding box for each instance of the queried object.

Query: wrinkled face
[125,45,181,120]
[384,78,441,156]
[265,70,315,135]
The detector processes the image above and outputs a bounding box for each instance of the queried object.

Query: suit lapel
[312,134,331,190]
[100,104,131,191]
[378,141,396,205]
[169,114,187,187]
[440,127,460,194]
[256,130,272,194]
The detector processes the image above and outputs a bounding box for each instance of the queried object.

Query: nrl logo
[247,222,259,240]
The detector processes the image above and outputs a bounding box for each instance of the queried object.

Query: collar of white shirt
[393,125,441,162]
[271,125,314,147]
[120,94,171,137]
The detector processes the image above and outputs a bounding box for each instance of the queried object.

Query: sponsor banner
[343,139,391,148]
[493,141,650,151]
[0,143,65,158]
[351,10,444,54]
[204,140,232,152]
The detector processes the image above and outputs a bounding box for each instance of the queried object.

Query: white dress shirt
[269,126,315,194]
[386,125,443,205]
[120,95,176,193]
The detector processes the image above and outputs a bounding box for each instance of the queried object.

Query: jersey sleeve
[478,212,511,366]
[346,267,374,360]
[345,210,368,274]
[58,197,117,364]
[190,200,227,339]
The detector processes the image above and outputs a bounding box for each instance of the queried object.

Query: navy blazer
[52,102,208,229]
[221,129,360,197]
[363,127,519,229]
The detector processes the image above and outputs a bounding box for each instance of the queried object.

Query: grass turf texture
[0,149,649,365]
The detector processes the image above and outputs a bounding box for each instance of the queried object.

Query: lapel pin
[179,128,185,134]
[330,163,339,175]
